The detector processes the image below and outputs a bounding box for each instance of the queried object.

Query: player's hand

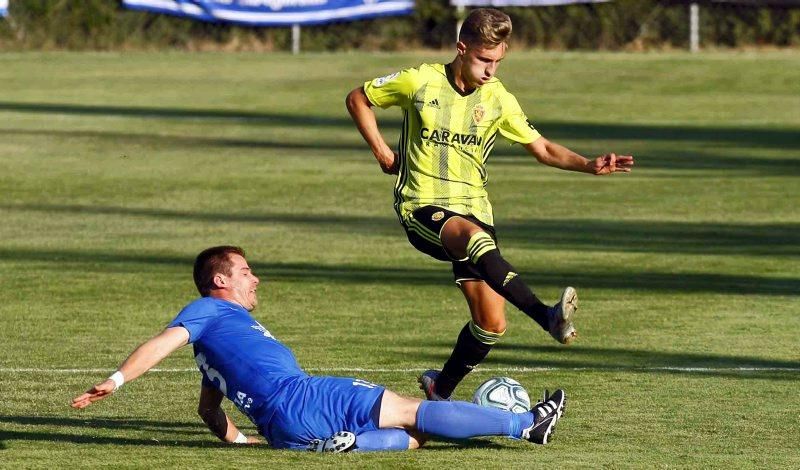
[591,153,634,175]
[377,150,399,175]
[245,435,263,444]
[71,379,116,409]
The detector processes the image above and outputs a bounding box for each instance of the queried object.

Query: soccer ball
[472,377,531,413]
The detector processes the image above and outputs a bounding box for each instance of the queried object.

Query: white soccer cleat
[307,431,356,453]
[548,287,577,344]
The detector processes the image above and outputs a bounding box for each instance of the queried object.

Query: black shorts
[400,205,497,285]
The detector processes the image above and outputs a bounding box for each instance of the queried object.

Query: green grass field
[0,50,798,468]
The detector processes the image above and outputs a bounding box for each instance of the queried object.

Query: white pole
[689,3,699,53]
[456,4,465,43]
[292,24,301,55]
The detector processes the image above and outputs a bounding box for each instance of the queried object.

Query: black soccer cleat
[532,388,566,420]
[523,389,566,445]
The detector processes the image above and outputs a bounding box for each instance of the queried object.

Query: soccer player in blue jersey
[71,246,567,451]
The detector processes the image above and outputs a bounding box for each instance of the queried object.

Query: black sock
[436,322,498,399]
[466,232,550,330]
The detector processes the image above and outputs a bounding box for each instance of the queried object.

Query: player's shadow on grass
[410,344,800,381]
[0,416,244,448]
[0,415,210,434]
[420,437,506,451]
[0,415,510,451]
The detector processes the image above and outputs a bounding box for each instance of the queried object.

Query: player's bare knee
[476,317,506,334]
[469,319,506,346]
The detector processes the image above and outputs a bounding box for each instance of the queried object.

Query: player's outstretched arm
[345,86,398,174]
[525,137,634,175]
[70,327,190,409]
[198,385,262,444]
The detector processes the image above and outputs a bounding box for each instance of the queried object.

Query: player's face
[458,41,506,90]
[222,254,260,311]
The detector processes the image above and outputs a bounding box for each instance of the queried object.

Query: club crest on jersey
[432,211,445,222]
[472,104,485,124]
[373,72,399,87]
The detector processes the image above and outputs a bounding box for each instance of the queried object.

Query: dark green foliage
[0,0,798,50]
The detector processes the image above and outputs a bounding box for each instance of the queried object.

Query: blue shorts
[262,376,385,450]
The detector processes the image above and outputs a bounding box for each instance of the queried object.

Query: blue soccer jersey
[168,297,386,449]
[167,297,307,429]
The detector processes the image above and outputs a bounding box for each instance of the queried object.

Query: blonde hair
[459,8,512,47]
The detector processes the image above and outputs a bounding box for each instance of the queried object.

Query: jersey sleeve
[363,67,419,109]
[497,92,541,145]
[167,299,219,343]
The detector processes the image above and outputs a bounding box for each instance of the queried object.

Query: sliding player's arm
[524,137,634,175]
[345,86,398,174]
[71,327,190,409]
[198,384,262,444]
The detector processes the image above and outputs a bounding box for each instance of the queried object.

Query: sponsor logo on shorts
[432,211,445,222]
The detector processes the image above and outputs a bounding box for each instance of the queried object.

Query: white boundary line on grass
[1,366,799,373]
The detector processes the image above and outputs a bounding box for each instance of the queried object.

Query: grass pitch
[0,50,798,468]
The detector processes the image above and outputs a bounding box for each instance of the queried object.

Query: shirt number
[195,352,228,395]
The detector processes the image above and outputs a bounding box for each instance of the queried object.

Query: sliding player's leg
[378,389,565,446]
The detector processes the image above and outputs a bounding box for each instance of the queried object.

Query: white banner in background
[451,0,608,6]
[122,0,414,26]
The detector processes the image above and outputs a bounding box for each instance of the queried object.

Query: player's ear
[212,273,227,289]
[456,41,467,56]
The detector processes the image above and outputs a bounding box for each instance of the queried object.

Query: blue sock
[416,401,534,440]
[353,428,411,452]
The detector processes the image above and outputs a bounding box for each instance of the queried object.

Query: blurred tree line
[0,0,798,51]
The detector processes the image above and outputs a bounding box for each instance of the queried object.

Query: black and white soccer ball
[472,377,531,413]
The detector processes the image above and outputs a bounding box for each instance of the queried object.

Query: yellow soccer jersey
[364,63,541,226]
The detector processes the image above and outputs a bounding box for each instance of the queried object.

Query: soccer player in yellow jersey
[346,8,634,401]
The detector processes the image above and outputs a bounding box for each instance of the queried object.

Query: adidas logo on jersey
[426,99,440,109]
